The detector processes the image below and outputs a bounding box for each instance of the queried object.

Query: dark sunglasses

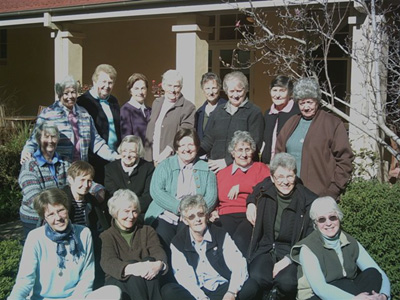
[316,215,339,224]
[186,212,205,221]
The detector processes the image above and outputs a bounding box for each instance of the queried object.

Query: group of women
[10,67,391,300]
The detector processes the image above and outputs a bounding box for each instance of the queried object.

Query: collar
[177,156,194,170]
[224,98,249,113]
[128,98,147,110]
[60,102,76,115]
[269,99,295,115]
[90,89,110,103]
[120,159,139,174]
[33,149,61,167]
[190,227,212,245]
[231,161,253,174]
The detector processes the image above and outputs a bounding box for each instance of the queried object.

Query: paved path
[0,220,23,241]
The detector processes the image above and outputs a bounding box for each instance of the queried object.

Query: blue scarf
[44,222,81,270]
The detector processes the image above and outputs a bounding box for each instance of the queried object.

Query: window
[0,29,7,65]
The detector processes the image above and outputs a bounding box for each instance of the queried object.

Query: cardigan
[18,155,70,224]
[120,101,151,143]
[199,100,264,165]
[22,100,117,162]
[104,158,154,213]
[8,225,94,300]
[144,95,196,162]
[261,102,300,164]
[195,98,227,141]
[276,109,354,199]
[144,155,217,224]
[100,220,167,281]
[77,91,121,147]
[216,162,270,215]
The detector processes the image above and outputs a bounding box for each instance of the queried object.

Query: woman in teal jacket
[145,128,217,249]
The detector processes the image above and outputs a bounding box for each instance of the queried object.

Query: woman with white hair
[199,71,264,173]
[105,135,154,215]
[291,197,390,300]
[100,189,167,300]
[144,69,196,165]
[21,75,118,164]
[276,77,353,200]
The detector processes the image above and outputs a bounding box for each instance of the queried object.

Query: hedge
[0,239,23,299]
[341,179,400,299]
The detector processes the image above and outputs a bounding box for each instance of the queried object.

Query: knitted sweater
[8,225,94,300]
[22,100,117,162]
[216,162,270,215]
[18,156,70,224]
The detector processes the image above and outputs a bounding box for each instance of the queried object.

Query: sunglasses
[316,215,339,224]
[186,212,206,221]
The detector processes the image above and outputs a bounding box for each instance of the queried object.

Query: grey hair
[270,152,297,176]
[223,71,248,94]
[179,195,208,218]
[117,135,145,158]
[55,75,79,99]
[108,189,141,219]
[293,78,321,103]
[200,72,222,89]
[34,121,60,146]
[228,130,256,154]
[162,69,183,87]
[309,196,343,222]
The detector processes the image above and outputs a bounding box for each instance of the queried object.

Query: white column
[52,30,85,85]
[172,24,209,107]
[348,14,388,179]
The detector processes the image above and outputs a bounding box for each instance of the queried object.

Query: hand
[353,292,375,300]
[246,203,257,226]
[124,262,146,277]
[389,167,400,179]
[227,184,240,200]
[371,291,388,300]
[208,159,227,173]
[94,189,105,204]
[141,261,164,280]
[20,151,33,165]
[222,292,236,300]
[273,257,291,278]
[209,210,220,222]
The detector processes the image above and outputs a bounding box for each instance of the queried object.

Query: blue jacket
[145,155,217,224]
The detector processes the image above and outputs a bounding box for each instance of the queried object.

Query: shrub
[0,239,23,299]
[340,179,400,299]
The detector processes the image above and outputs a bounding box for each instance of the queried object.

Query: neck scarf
[45,222,81,271]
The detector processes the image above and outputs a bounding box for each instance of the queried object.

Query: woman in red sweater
[211,130,270,256]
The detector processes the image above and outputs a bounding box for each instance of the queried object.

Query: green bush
[0,239,23,299]
[340,179,400,299]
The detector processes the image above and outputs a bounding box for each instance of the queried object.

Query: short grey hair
[108,189,141,219]
[117,135,145,158]
[228,130,256,154]
[293,78,321,103]
[200,72,222,89]
[270,152,297,176]
[179,195,208,218]
[162,69,183,87]
[34,121,60,146]
[223,71,248,94]
[309,196,343,222]
[55,75,79,99]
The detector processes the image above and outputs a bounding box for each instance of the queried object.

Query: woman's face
[162,79,182,102]
[93,71,114,100]
[270,86,290,110]
[116,202,139,231]
[130,80,147,104]
[60,86,77,110]
[298,98,319,119]
[40,130,59,158]
[120,142,139,167]
[183,205,207,236]
[177,136,197,165]
[232,141,253,168]
[315,212,340,238]
[226,80,246,107]
[272,166,296,196]
[202,80,220,104]
[44,203,69,232]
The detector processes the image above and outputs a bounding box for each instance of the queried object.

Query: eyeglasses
[234,148,253,155]
[45,208,68,220]
[273,175,296,184]
[186,212,206,221]
[316,215,339,224]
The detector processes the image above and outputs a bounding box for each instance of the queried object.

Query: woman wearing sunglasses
[291,197,390,300]
[246,152,318,299]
